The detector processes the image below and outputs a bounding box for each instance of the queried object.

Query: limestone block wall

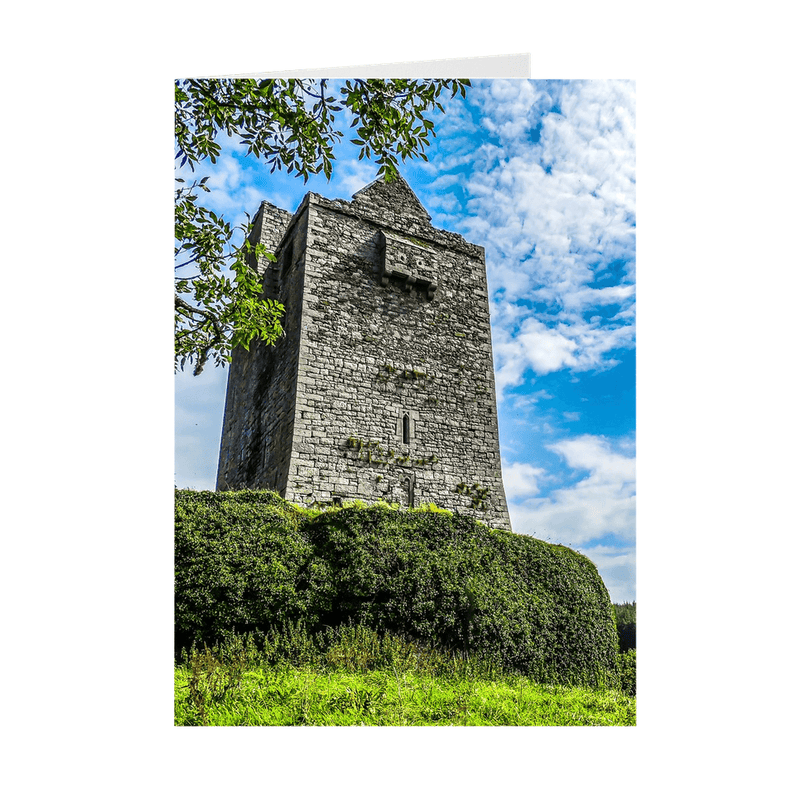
[217,177,511,531]
[216,199,308,492]
[245,200,294,276]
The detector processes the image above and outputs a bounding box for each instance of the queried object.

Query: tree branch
[175,295,225,339]
[175,295,226,375]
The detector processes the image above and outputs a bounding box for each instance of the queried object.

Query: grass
[174,625,635,726]
[174,667,635,726]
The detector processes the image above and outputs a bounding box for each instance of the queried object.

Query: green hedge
[175,490,619,686]
[617,649,636,696]
[174,490,319,648]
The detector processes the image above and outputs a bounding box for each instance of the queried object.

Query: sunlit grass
[174,626,635,726]
[174,666,635,726]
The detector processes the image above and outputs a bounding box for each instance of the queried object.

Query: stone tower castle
[216,175,511,530]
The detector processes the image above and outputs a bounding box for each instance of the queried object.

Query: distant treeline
[613,602,636,652]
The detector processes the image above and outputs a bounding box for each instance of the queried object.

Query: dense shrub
[175,490,619,686]
[617,649,636,696]
[175,490,325,652]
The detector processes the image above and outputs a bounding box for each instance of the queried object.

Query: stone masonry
[216,175,511,530]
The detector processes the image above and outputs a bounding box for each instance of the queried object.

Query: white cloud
[507,434,636,546]
[494,317,578,391]
[181,152,269,220]
[502,461,547,500]
[492,310,634,393]
[427,173,460,191]
[451,80,636,399]
[428,192,460,213]
[336,160,380,197]
[579,544,636,604]
[205,154,242,195]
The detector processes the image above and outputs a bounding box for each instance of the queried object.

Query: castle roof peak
[351,172,432,224]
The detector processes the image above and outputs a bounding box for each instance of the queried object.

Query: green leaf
[174,77,470,373]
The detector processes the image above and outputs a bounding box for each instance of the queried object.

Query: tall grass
[175,624,635,726]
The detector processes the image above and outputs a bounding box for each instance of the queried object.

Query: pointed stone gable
[350,174,432,235]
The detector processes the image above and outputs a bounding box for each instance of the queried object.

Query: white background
[4,3,796,797]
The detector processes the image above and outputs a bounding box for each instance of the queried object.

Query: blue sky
[175,79,636,603]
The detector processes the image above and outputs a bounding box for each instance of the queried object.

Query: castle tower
[216,175,511,530]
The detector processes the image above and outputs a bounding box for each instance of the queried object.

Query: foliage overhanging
[174,78,470,374]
